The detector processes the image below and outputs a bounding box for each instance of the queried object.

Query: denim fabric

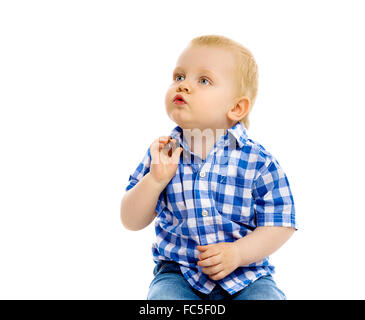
[147,261,286,300]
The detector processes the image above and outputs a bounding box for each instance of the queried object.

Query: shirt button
[199,171,206,178]
[202,210,208,217]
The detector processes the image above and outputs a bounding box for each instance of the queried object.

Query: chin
[167,110,186,127]
[174,120,189,129]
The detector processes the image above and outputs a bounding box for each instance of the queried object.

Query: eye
[199,78,211,85]
[175,74,185,81]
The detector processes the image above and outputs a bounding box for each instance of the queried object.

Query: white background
[1,0,364,300]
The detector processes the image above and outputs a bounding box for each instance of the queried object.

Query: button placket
[194,162,218,244]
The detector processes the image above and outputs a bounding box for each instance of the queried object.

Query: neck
[182,127,228,160]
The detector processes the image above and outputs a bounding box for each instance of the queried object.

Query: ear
[227,96,251,122]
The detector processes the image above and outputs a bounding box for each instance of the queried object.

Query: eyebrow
[172,67,217,78]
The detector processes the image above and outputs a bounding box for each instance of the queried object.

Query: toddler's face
[165,45,239,131]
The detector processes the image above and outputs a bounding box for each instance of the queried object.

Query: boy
[120,35,297,300]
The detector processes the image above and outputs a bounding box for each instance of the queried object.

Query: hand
[197,242,241,281]
[149,136,183,186]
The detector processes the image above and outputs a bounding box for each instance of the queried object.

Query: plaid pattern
[125,122,297,295]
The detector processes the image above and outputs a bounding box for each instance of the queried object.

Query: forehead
[174,45,237,78]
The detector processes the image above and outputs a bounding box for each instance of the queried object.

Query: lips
[173,94,186,104]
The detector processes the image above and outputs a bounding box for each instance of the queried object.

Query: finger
[197,245,211,252]
[197,244,216,254]
[158,136,171,144]
[209,270,226,281]
[198,250,220,261]
[202,264,224,276]
[170,146,183,164]
[159,137,172,151]
[197,254,221,267]
[158,136,171,146]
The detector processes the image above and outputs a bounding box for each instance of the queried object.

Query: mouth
[173,94,187,105]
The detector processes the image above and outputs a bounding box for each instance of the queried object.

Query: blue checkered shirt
[125,122,297,295]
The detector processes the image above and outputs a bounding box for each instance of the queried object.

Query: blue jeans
[147,260,286,300]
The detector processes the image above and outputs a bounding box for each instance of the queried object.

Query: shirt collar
[169,122,248,151]
[226,121,248,148]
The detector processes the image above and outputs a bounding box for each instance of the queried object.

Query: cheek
[199,92,225,110]
[165,88,174,107]
[165,88,171,103]
[164,90,178,118]
[197,91,215,106]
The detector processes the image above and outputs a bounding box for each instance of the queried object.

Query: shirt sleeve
[125,147,152,191]
[125,147,166,215]
[252,158,297,229]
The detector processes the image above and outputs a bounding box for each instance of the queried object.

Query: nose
[177,82,190,94]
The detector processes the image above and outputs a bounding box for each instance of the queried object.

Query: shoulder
[239,138,282,177]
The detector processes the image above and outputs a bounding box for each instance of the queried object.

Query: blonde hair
[190,35,258,130]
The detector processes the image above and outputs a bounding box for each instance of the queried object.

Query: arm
[234,226,295,267]
[120,172,166,231]
[197,227,295,280]
[120,136,183,231]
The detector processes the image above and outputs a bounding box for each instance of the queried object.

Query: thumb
[170,147,183,165]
